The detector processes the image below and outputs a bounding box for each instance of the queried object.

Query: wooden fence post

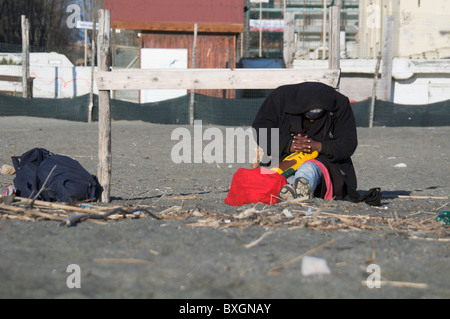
[329,6,340,73]
[21,15,29,98]
[88,14,97,123]
[97,9,112,203]
[369,55,382,128]
[189,23,198,126]
[283,12,295,68]
[381,15,394,102]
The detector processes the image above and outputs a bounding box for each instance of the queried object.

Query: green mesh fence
[194,94,264,126]
[0,92,448,127]
[0,93,89,122]
[351,99,450,127]
[107,95,191,125]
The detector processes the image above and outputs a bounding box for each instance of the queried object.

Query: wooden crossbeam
[96,68,340,90]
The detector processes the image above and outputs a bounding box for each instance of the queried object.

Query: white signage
[250,19,284,31]
[140,49,188,103]
[76,20,99,30]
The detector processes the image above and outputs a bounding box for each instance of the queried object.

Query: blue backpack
[11,148,102,203]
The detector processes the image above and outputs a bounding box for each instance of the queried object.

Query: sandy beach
[0,117,449,299]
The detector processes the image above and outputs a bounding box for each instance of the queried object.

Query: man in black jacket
[252,82,358,202]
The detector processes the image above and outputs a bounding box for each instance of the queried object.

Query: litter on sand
[301,256,332,276]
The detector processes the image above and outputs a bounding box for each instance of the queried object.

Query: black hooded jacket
[252,82,358,200]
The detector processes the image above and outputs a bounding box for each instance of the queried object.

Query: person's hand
[290,135,322,154]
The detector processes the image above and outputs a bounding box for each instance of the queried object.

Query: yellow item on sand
[271,151,318,178]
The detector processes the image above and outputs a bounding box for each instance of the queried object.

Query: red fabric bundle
[224,167,287,206]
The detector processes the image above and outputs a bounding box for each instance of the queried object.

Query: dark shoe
[278,184,297,202]
[293,177,313,199]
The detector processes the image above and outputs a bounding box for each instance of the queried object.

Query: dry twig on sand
[1,194,449,242]
[0,196,160,226]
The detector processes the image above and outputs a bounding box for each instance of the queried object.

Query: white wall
[293,58,450,105]
[357,0,450,59]
[0,65,97,98]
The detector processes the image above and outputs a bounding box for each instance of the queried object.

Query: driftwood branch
[1,196,161,226]
[59,207,161,227]
[28,164,57,207]
[382,195,449,200]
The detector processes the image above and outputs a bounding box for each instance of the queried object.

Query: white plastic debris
[393,163,407,168]
[282,208,293,218]
[234,207,257,219]
[301,256,331,276]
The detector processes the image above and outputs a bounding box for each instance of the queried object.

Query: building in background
[246,0,450,60]
[357,0,450,59]
[104,0,244,101]
[102,0,450,104]
[1,0,449,104]
[245,0,359,59]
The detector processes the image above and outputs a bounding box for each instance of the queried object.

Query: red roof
[104,0,244,26]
